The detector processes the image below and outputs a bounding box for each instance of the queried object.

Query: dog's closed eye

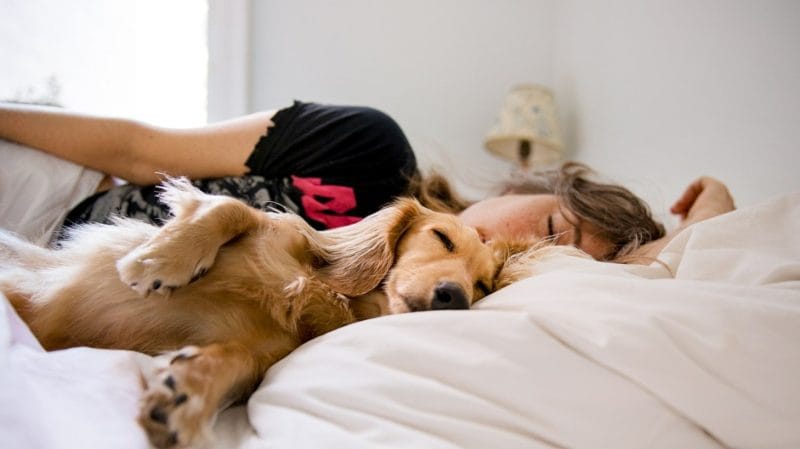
[432,229,455,252]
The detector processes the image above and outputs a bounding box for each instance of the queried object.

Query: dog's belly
[12,217,348,358]
[36,285,297,355]
[25,249,298,355]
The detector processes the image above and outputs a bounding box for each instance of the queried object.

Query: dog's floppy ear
[308,198,425,297]
[492,238,589,289]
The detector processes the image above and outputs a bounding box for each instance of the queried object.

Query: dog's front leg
[139,341,273,448]
[117,181,266,297]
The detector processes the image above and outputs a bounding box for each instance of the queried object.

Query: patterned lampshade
[484,84,564,169]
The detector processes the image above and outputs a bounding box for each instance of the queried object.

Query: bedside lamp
[484,84,564,171]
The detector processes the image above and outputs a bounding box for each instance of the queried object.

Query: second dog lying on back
[1,178,527,448]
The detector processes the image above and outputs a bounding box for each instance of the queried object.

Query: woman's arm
[0,102,277,185]
[626,177,736,263]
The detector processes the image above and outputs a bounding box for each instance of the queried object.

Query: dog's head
[382,203,497,313]
[313,198,500,313]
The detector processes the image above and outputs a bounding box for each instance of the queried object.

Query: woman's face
[457,194,613,260]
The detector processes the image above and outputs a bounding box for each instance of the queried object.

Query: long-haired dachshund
[0,178,503,448]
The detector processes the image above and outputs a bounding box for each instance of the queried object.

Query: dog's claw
[190,267,208,283]
[150,406,168,424]
[174,393,188,406]
[170,347,200,364]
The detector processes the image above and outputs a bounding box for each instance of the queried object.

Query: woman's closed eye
[546,214,569,244]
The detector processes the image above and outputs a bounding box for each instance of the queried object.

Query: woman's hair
[409,162,666,261]
[407,170,473,215]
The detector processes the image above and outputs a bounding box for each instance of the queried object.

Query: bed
[1,192,799,449]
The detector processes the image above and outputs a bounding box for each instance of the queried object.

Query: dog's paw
[139,347,213,448]
[117,242,215,298]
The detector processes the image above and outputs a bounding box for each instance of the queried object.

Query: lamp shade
[484,84,564,167]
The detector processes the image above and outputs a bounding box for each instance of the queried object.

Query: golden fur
[0,178,502,448]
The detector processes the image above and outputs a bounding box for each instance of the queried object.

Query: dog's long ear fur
[492,238,590,289]
[303,198,425,297]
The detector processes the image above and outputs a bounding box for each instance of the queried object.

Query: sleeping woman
[0,100,735,263]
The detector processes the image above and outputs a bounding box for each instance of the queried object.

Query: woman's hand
[670,176,735,226]
[623,176,735,264]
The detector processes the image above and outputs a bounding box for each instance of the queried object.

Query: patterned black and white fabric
[63,176,296,230]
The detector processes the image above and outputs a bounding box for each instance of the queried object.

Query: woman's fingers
[670,178,705,217]
[671,176,735,224]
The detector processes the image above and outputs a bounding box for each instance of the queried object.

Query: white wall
[246,0,800,218]
[554,0,800,218]
[248,0,555,198]
[207,0,250,122]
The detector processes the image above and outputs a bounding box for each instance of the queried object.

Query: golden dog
[0,178,501,448]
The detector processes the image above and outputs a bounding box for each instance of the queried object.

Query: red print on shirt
[291,176,361,228]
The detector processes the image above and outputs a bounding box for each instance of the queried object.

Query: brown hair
[408,162,665,261]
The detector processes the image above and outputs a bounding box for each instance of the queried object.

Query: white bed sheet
[1,193,798,449]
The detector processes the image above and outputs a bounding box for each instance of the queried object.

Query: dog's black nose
[431,282,469,310]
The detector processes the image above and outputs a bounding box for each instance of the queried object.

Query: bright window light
[0,0,208,127]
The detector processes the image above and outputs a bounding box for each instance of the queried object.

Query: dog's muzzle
[431,281,469,310]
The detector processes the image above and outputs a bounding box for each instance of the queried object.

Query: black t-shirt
[60,101,417,235]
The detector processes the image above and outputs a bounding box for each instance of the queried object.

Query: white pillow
[0,139,104,245]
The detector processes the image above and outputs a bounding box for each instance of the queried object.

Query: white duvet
[1,193,799,449]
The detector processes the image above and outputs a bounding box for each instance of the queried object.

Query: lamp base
[518,139,531,170]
